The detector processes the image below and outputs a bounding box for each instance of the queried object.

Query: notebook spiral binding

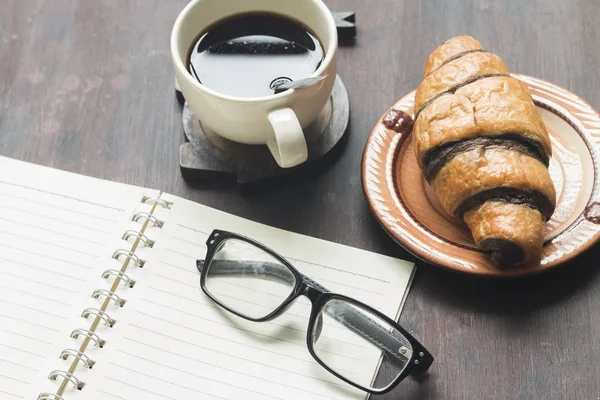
[59,349,95,369]
[38,196,171,400]
[48,370,85,390]
[69,329,105,348]
[101,269,136,288]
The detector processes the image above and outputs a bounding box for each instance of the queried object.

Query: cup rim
[170,0,338,103]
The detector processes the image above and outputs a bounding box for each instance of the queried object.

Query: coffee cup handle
[267,108,308,168]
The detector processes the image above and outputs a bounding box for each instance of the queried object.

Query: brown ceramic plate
[362,74,600,277]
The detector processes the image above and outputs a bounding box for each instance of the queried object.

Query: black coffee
[188,13,324,98]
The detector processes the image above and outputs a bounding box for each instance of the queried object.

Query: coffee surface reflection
[189,13,324,98]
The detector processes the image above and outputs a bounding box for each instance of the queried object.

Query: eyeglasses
[196,230,433,395]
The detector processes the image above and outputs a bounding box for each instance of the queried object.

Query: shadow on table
[363,205,600,315]
[415,248,600,315]
[362,204,600,400]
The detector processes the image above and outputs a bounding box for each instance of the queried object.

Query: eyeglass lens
[205,238,296,319]
[311,298,413,390]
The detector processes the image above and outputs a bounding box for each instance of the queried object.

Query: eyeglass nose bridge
[299,276,328,302]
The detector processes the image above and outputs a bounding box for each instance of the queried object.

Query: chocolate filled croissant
[412,36,556,268]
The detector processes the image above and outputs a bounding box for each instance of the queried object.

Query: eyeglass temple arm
[197,259,432,374]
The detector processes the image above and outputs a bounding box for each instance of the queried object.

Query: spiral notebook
[0,156,415,400]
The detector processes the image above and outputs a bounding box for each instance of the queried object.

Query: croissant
[412,36,556,268]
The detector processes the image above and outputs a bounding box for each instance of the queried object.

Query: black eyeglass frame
[198,229,433,395]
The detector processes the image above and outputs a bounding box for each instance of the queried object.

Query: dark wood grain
[2,1,600,398]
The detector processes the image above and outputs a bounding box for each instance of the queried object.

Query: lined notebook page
[86,194,415,400]
[0,157,157,399]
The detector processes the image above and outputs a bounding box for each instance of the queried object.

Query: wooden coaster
[179,75,350,190]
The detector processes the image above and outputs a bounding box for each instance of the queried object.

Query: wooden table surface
[2,0,600,398]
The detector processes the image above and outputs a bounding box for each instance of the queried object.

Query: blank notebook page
[0,157,157,399]
[0,156,414,400]
[82,194,415,400]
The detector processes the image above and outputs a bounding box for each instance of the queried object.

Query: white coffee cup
[171,0,338,168]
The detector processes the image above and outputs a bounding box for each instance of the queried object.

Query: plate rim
[361,74,600,277]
